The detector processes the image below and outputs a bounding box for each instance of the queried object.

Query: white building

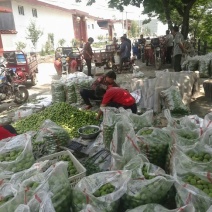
[140,19,168,37]
[0,0,102,52]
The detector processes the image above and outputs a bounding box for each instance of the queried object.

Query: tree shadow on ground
[190,95,212,118]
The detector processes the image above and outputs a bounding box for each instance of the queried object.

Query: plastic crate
[37,150,86,187]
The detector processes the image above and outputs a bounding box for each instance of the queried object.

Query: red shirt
[102,87,135,106]
[0,126,16,140]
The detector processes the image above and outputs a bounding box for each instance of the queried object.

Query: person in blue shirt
[119,36,130,73]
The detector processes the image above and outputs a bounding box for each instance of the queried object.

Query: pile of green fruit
[183,174,212,198]
[82,128,99,135]
[0,150,34,173]
[175,129,199,146]
[60,155,78,177]
[186,152,211,162]
[13,102,99,139]
[0,149,22,162]
[93,183,115,197]
[137,129,169,169]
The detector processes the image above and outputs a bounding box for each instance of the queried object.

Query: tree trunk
[181,0,197,39]
[162,0,173,30]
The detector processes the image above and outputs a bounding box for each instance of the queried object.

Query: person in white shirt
[165,30,173,64]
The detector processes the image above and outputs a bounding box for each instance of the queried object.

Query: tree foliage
[15,41,26,51]
[78,0,211,41]
[130,20,140,38]
[26,21,43,49]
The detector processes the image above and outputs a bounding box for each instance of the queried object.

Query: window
[32,8,37,17]
[18,5,24,15]
[92,24,94,29]
[87,25,90,29]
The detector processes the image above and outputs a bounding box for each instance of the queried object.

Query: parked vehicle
[3,51,38,86]
[54,47,84,76]
[0,57,29,104]
[112,53,135,73]
[144,38,164,70]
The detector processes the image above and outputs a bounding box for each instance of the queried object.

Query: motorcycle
[0,58,29,104]
[112,55,135,73]
[54,47,84,76]
[145,38,162,70]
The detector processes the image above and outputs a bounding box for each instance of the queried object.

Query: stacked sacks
[51,80,66,103]
[110,121,140,170]
[126,204,195,212]
[121,155,175,211]
[136,127,172,169]
[72,171,132,212]
[0,134,35,173]
[173,157,212,211]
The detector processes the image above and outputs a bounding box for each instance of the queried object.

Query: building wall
[86,18,106,42]
[3,0,75,52]
[113,22,123,40]
[86,18,112,42]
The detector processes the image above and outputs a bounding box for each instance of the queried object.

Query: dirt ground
[0,57,211,120]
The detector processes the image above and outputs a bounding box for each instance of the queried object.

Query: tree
[79,0,210,39]
[130,20,140,38]
[26,21,43,50]
[15,41,27,51]
[58,38,66,47]
[142,27,151,37]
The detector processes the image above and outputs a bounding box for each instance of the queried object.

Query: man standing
[172,26,186,72]
[83,37,94,76]
[119,36,130,73]
[123,34,131,57]
[165,30,173,64]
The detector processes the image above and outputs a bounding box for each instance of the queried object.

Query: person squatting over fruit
[95,86,137,120]
[80,71,118,110]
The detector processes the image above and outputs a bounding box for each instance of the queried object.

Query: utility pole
[126,12,128,36]
[122,11,124,34]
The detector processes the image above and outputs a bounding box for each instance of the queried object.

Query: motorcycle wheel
[14,87,29,104]
[155,57,162,70]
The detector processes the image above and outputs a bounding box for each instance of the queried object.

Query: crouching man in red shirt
[96,86,137,120]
